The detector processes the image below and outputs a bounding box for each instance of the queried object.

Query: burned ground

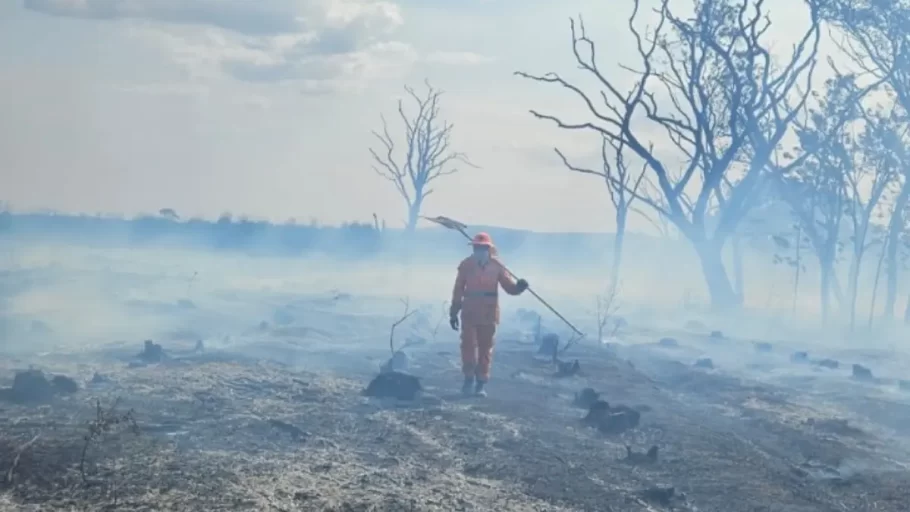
[1,327,909,512]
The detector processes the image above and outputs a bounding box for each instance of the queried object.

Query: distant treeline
[0,211,643,263]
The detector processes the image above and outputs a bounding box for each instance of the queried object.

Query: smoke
[0,210,855,359]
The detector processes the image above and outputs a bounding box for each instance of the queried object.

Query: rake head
[421,215,469,235]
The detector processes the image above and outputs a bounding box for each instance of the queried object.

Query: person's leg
[460,324,478,395]
[474,324,497,396]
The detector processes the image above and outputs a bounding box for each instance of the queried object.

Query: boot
[461,377,474,396]
[474,379,487,397]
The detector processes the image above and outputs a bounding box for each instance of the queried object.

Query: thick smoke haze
[0,211,898,359]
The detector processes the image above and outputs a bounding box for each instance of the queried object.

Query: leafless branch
[80,398,140,484]
[554,146,668,218]
[822,0,910,109]
[389,298,416,355]
[369,80,477,229]
[5,434,40,484]
[595,285,622,342]
[516,0,823,250]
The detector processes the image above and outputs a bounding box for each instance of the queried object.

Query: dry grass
[0,340,908,512]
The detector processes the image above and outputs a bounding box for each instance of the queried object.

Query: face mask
[474,247,490,264]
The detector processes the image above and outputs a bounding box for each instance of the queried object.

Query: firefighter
[449,232,528,396]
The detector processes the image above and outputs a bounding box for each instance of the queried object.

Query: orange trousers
[461,323,496,380]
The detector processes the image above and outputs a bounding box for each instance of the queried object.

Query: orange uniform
[450,254,523,381]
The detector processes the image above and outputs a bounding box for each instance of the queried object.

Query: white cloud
[111,82,210,97]
[424,51,494,66]
[25,0,411,93]
[24,0,306,34]
[6,0,827,235]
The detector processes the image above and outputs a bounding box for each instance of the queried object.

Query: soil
[1,334,909,511]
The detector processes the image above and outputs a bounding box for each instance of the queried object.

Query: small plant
[80,398,140,484]
[187,271,198,295]
[389,298,416,355]
[595,285,622,342]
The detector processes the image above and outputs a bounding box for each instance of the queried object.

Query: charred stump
[694,358,714,369]
[638,486,676,506]
[851,364,873,381]
[582,400,640,434]
[598,405,641,434]
[9,370,55,403]
[624,445,659,464]
[573,388,600,408]
[555,359,580,378]
[380,351,410,374]
[363,371,422,401]
[51,375,79,394]
[659,337,679,347]
[138,340,167,363]
[0,369,79,404]
[538,333,559,358]
[816,359,839,369]
[582,400,611,426]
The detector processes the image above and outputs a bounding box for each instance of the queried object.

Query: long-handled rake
[422,215,585,344]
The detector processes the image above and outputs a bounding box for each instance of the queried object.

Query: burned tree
[556,137,646,292]
[779,72,899,326]
[882,165,910,322]
[769,222,811,314]
[843,106,902,329]
[369,81,476,232]
[776,77,855,323]
[824,0,910,321]
[516,0,822,308]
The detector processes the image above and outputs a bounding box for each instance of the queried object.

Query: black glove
[516,278,529,293]
[450,312,460,331]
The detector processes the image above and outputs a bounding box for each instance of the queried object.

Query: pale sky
[0,0,825,233]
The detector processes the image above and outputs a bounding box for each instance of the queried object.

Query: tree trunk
[609,209,627,295]
[792,224,802,315]
[731,234,745,302]
[695,241,740,310]
[847,252,861,331]
[405,197,423,232]
[820,259,834,325]
[869,239,887,329]
[831,271,846,309]
[884,185,909,319]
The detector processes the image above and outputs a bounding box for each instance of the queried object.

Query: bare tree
[824,0,910,321]
[370,81,476,232]
[556,137,646,292]
[778,74,895,326]
[843,105,902,329]
[776,77,855,323]
[388,298,416,355]
[882,172,910,320]
[594,285,622,342]
[516,0,822,309]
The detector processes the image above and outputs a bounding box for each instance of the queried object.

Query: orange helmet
[469,232,494,247]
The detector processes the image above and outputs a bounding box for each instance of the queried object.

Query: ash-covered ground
[1,246,909,511]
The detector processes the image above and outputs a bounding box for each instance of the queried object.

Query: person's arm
[451,261,467,314]
[497,262,528,296]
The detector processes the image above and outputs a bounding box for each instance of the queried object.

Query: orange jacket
[451,256,522,326]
